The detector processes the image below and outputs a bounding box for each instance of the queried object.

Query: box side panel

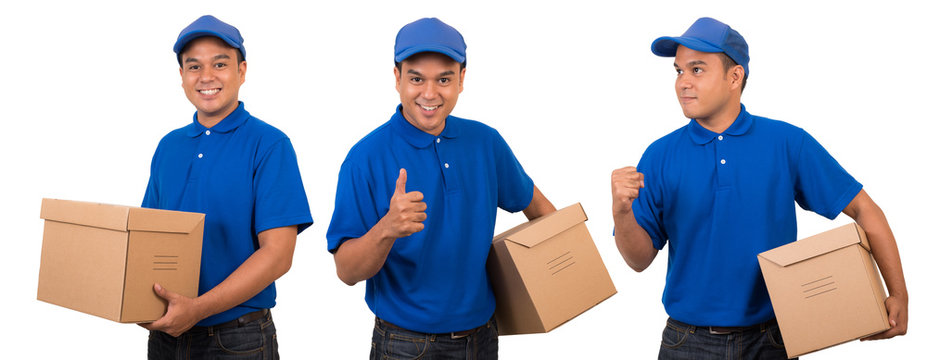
[487,241,544,335]
[512,224,616,332]
[37,221,128,322]
[121,224,204,323]
[762,246,891,357]
[859,246,890,330]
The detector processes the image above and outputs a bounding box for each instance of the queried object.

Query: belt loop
[208,326,214,337]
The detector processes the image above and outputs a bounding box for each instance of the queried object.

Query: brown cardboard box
[488,203,616,335]
[758,223,889,357]
[37,198,204,323]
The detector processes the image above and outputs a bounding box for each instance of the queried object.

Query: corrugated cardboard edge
[40,198,131,232]
[757,223,863,267]
[498,203,587,248]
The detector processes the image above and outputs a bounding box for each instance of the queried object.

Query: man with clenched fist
[326,18,555,360]
[612,17,907,359]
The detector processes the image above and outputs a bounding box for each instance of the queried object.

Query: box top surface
[492,203,586,248]
[40,198,204,234]
[758,223,869,267]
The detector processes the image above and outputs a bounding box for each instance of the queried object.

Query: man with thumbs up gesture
[327,18,554,359]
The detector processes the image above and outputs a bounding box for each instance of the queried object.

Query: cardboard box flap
[40,198,130,232]
[498,203,587,248]
[758,223,866,267]
[127,207,205,234]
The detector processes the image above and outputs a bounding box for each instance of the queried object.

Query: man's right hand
[612,166,644,216]
[384,168,427,239]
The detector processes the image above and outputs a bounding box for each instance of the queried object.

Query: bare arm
[523,185,556,220]
[140,225,298,336]
[333,169,426,286]
[612,167,658,272]
[842,189,908,340]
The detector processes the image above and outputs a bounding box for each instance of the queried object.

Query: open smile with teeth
[199,88,220,95]
[420,104,440,111]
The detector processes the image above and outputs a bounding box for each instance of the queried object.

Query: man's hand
[862,294,908,341]
[383,168,427,239]
[138,283,205,337]
[612,166,644,216]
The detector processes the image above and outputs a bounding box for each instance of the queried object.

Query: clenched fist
[611,166,644,216]
[384,168,427,239]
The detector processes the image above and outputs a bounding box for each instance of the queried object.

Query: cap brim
[174,30,243,54]
[395,45,465,63]
[651,36,724,57]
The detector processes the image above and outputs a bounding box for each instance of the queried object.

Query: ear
[729,65,745,91]
[238,60,248,85]
[394,66,401,92]
[458,67,466,94]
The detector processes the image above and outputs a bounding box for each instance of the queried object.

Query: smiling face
[673,45,743,128]
[180,37,247,127]
[395,52,465,136]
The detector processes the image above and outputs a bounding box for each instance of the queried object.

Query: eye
[675,68,683,76]
[410,77,423,84]
[188,64,200,71]
[693,67,704,74]
[438,78,451,84]
[215,62,227,68]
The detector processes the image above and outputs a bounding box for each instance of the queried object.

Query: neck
[196,104,238,129]
[696,101,741,133]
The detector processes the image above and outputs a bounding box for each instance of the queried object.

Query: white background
[1,0,923,358]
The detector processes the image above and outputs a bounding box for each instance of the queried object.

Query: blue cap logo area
[394,18,466,64]
[651,17,749,76]
[173,15,245,65]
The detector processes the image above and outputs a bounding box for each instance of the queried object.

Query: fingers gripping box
[37,198,204,323]
[757,223,890,357]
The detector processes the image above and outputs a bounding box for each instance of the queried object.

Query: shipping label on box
[37,198,204,323]
[488,203,616,335]
[758,223,889,357]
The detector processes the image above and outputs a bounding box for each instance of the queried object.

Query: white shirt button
[198,153,203,159]
[718,135,723,141]
[444,163,450,168]
[720,159,726,165]
[205,130,211,135]
[436,138,441,144]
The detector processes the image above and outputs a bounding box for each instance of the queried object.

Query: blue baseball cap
[651,17,749,76]
[173,15,245,65]
[394,18,466,64]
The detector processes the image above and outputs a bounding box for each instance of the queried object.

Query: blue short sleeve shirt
[143,102,313,326]
[326,105,535,333]
[632,104,861,326]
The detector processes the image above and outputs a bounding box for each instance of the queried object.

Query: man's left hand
[862,294,908,340]
[138,283,205,337]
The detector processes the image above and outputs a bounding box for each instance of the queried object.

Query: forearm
[845,192,907,299]
[614,211,658,272]
[523,186,556,220]
[192,226,297,319]
[333,220,396,286]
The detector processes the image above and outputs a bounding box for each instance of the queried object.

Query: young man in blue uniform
[140,15,313,359]
[611,17,908,359]
[327,18,555,359]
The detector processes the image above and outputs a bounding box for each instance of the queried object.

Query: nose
[421,81,437,99]
[676,73,692,91]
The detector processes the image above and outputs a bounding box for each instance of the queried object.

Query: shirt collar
[186,101,250,137]
[687,104,754,145]
[390,104,460,149]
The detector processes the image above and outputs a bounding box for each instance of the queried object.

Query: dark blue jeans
[370,317,498,360]
[148,310,278,360]
[659,317,794,360]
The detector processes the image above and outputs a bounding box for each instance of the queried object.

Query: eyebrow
[183,53,232,64]
[674,60,708,68]
[406,69,456,77]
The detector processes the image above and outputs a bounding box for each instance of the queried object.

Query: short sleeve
[493,130,534,213]
[326,160,384,253]
[794,131,862,219]
[253,138,313,234]
[141,145,161,208]
[631,146,669,250]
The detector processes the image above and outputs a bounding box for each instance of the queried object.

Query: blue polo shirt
[632,104,861,327]
[327,105,535,333]
[142,102,313,326]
